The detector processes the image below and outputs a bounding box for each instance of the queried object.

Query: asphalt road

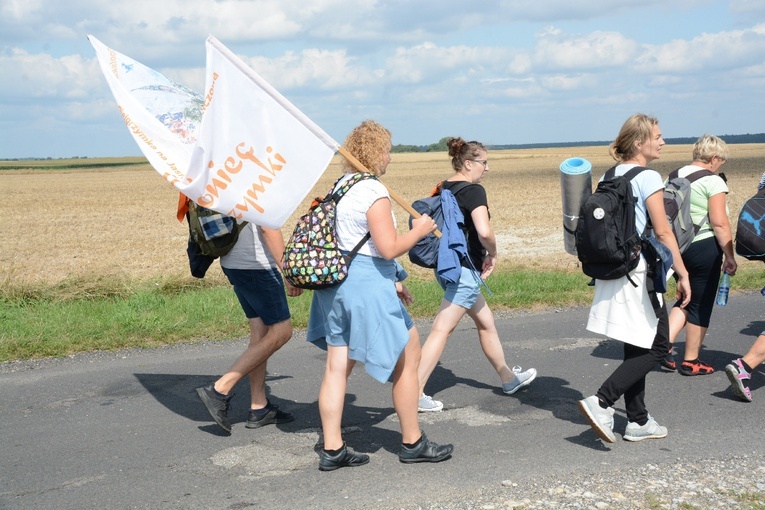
[2,291,763,509]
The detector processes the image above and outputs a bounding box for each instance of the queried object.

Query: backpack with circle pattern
[282,172,377,289]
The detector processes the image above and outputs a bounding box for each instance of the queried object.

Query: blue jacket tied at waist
[436,189,469,284]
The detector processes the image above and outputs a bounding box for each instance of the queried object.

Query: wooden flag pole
[337,146,441,238]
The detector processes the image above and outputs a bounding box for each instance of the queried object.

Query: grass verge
[1,266,763,363]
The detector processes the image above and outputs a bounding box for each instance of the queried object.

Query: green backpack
[187,201,248,258]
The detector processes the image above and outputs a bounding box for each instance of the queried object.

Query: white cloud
[0,48,99,99]
[242,49,382,90]
[1,1,764,157]
[638,23,765,73]
[533,26,639,70]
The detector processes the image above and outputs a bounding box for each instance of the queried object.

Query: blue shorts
[221,267,290,325]
[436,266,481,309]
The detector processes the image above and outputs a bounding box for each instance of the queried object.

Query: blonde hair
[693,134,728,163]
[609,113,659,162]
[341,120,391,176]
[447,137,486,171]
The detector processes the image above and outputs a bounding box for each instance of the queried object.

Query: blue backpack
[408,181,470,268]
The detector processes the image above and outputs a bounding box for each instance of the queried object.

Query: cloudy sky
[1,0,764,158]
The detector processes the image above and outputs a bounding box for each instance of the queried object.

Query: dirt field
[2,144,764,287]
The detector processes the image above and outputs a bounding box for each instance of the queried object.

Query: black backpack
[408,181,471,268]
[735,187,765,261]
[575,166,647,281]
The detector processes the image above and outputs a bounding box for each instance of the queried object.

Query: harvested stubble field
[2,144,764,290]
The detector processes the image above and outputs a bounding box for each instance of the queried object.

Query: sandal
[678,359,715,376]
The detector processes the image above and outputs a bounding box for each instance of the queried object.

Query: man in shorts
[196,224,302,434]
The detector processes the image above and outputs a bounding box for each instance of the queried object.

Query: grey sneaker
[196,384,233,434]
[418,394,443,412]
[502,366,537,395]
[578,395,616,443]
[623,415,668,442]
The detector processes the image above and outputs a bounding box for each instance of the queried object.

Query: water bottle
[716,272,730,306]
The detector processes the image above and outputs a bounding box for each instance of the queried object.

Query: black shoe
[246,403,295,429]
[196,384,233,433]
[318,444,370,471]
[398,432,453,464]
[659,352,676,371]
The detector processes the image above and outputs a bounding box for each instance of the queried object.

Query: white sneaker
[502,366,537,395]
[578,395,616,443]
[623,415,668,442]
[418,394,443,412]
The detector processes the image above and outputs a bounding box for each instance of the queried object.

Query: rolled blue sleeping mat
[559,157,592,256]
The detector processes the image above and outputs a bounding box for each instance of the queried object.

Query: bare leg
[318,345,355,451]
[742,334,765,369]
[246,318,268,409]
[682,323,709,361]
[465,295,513,383]
[667,307,688,345]
[393,328,423,444]
[213,318,292,396]
[418,299,467,395]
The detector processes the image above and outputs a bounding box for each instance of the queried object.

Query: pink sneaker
[725,359,753,403]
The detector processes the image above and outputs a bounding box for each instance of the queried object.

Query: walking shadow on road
[134,372,321,436]
[134,372,424,456]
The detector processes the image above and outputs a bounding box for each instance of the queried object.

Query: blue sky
[1,0,764,158]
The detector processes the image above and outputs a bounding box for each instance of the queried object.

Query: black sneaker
[398,432,453,464]
[246,403,295,429]
[196,384,233,433]
[659,352,676,371]
[318,444,370,471]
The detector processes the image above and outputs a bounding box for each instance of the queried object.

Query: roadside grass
[2,266,763,363]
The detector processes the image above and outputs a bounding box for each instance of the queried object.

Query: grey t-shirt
[220,223,277,270]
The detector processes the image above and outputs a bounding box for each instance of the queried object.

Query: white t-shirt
[219,223,277,270]
[333,174,394,258]
[603,164,665,234]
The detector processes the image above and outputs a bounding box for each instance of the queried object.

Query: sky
[1,0,764,159]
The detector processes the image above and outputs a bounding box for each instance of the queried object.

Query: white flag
[89,35,339,228]
[89,35,200,183]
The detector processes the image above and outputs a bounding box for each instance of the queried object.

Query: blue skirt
[307,254,410,383]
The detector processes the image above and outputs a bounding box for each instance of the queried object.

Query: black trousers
[596,300,670,425]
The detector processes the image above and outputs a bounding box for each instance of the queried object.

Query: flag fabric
[89,35,340,229]
[88,35,200,184]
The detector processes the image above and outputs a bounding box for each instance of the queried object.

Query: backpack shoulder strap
[603,165,644,181]
[434,180,472,197]
[331,172,377,202]
[685,169,716,184]
[330,172,376,256]
[623,165,648,181]
[603,166,617,181]
[448,181,472,196]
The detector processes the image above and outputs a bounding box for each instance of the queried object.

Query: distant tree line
[391,133,765,153]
